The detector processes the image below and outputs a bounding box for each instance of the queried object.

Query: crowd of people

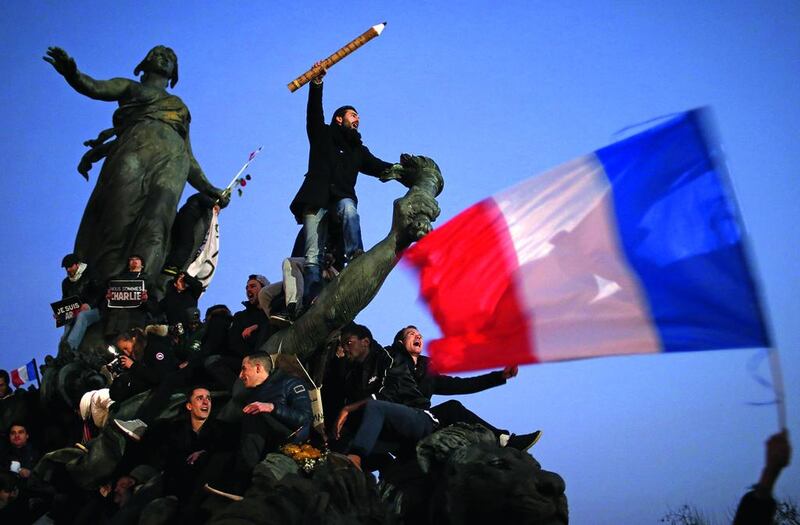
[0,61,540,524]
[1,273,542,522]
[3,52,790,525]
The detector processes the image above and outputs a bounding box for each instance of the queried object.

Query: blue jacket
[245,369,312,441]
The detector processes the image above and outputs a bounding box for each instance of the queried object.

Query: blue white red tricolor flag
[404,109,770,373]
[10,359,37,387]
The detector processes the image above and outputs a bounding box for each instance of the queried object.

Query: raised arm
[43,47,133,102]
[306,77,326,139]
[261,155,444,360]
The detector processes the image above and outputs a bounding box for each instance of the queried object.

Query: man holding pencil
[289,62,399,305]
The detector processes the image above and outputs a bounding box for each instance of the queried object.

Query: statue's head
[443,443,568,524]
[134,45,179,88]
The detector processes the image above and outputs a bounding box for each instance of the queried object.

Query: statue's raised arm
[261,154,444,359]
[44,47,134,102]
[44,45,228,285]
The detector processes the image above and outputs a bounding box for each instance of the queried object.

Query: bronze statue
[35,154,442,490]
[43,46,229,284]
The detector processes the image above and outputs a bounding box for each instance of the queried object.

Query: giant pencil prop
[287,22,387,92]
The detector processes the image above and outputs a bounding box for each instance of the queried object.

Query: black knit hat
[61,253,80,268]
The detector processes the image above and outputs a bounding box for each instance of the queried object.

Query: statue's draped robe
[75,88,192,281]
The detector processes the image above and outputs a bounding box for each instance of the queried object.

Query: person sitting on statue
[171,307,223,389]
[140,387,236,516]
[257,257,304,327]
[108,328,176,404]
[229,275,272,358]
[289,61,402,306]
[162,193,220,277]
[59,253,103,354]
[159,272,203,329]
[257,256,340,327]
[103,254,159,339]
[204,353,312,501]
[203,275,272,391]
[393,325,542,452]
[198,305,234,389]
[109,327,179,441]
[333,323,437,471]
[43,45,229,284]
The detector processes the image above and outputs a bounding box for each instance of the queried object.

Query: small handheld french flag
[10,359,38,388]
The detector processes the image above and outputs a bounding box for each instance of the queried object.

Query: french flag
[10,359,38,388]
[404,109,770,373]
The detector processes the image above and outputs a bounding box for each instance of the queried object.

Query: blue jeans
[335,198,363,260]
[62,307,101,351]
[349,399,436,458]
[302,198,363,301]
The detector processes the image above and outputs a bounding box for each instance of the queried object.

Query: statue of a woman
[44,46,229,283]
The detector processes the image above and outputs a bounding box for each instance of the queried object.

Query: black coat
[146,415,237,498]
[289,81,392,222]
[227,301,271,359]
[109,335,177,402]
[408,354,506,402]
[344,343,429,409]
[61,264,103,307]
[158,274,203,327]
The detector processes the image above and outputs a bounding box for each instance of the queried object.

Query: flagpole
[32,358,41,389]
[218,146,263,202]
[767,347,787,429]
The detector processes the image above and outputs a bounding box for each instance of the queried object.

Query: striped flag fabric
[187,211,220,290]
[10,359,37,387]
[404,109,770,373]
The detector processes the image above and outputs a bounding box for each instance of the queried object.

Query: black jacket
[109,335,177,402]
[146,414,236,497]
[245,369,312,440]
[344,343,429,409]
[0,442,40,471]
[61,264,103,307]
[289,81,392,222]
[158,274,203,327]
[165,192,216,269]
[409,354,506,402]
[227,301,270,358]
